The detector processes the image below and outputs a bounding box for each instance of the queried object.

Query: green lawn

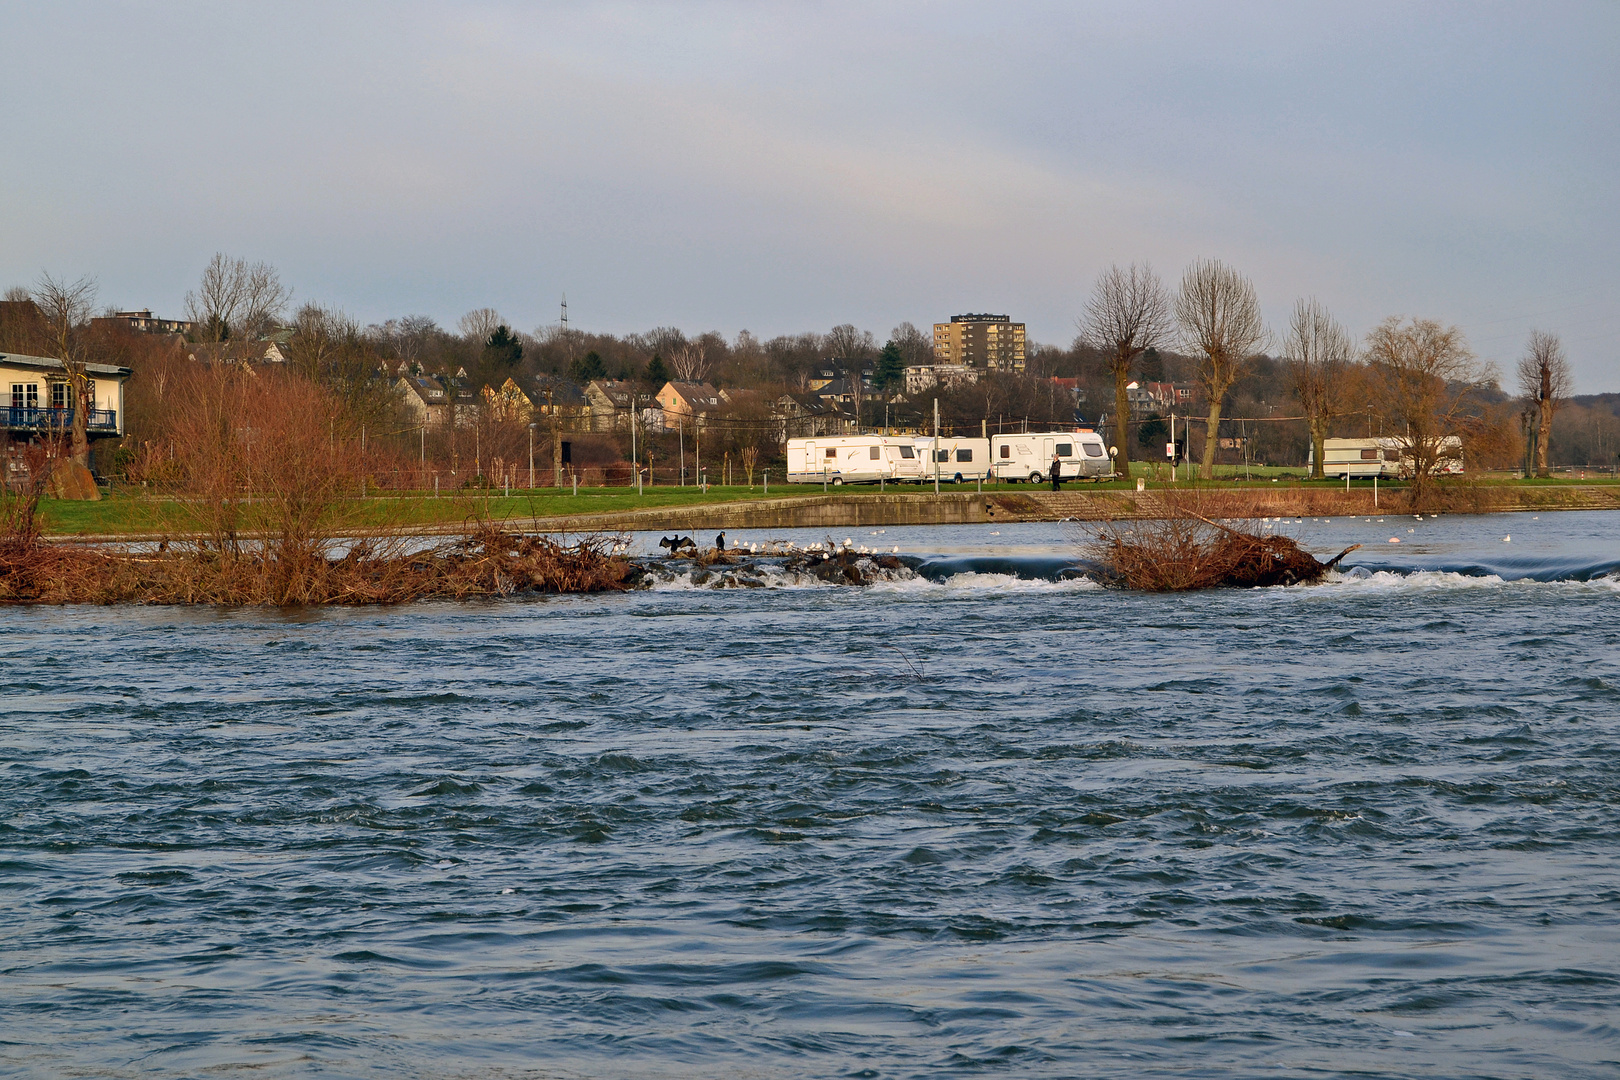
[27,470,1619,536]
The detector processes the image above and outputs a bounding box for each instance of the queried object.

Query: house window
[50,383,71,410]
[11,383,39,409]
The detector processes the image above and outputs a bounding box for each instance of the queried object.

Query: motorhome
[988,430,1113,483]
[913,436,991,483]
[1309,437,1463,479]
[785,435,924,484]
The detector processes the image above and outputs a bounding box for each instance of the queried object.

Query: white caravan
[786,435,924,484]
[1310,438,1399,479]
[989,430,1113,483]
[1309,437,1463,479]
[913,436,992,483]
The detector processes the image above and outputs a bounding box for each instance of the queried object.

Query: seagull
[891,546,899,553]
[1389,537,1401,543]
[1502,535,1511,542]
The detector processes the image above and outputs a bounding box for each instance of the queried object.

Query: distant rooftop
[949,313,1011,323]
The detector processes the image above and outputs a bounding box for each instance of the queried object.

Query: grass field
[26,469,1619,536]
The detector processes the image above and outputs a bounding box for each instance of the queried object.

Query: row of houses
[394,369,864,438]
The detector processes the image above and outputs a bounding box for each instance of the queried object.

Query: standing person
[1050,452,1063,491]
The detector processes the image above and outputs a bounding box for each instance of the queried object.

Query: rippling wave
[2,513,1617,1078]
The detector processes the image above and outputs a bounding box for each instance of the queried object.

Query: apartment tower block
[932,314,1026,372]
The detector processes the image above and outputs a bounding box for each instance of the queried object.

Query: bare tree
[826,323,875,360]
[890,321,933,367]
[1082,263,1173,476]
[1516,329,1571,478]
[31,272,98,467]
[184,253,289,342]
[1176,260,1267,479]
[1364,317,1487,504]
[669,342,710,382]
[238,261,292,340]
[1285,298,1353,479]
[4,285,31,302]
[458,308,504,343]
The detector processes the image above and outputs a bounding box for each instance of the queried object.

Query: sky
[2,1,1617,391]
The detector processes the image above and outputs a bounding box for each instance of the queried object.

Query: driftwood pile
[0,496,635,605]
[1086,503,1359,591]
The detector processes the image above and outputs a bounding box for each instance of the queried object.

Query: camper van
[786,435,925,484]
[912,436,992,483]
[1310,437,1463,479]
[988,430,1113,483]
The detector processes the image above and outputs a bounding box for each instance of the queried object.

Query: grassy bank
[35,473,1620,538]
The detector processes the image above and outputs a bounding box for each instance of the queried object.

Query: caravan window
[1360,448,1378,460]
[999,445,1010,459]
[898,445,915,458]
[825,448,836,459]
[934,449,949,462]
[956,448,973,462]
[1083,442,1104,457]
[1056,442,1073,457]
[869,446,880,460]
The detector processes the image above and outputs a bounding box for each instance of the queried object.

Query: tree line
[2,252,1611,494]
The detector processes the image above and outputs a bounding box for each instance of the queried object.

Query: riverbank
[33,479,1620,541]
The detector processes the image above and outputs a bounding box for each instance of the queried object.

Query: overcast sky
[3,1,1616,390]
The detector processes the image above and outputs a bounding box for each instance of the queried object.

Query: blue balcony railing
[6,407,118,432]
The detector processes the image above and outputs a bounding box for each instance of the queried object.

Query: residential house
[656,381,722,421]
[3,351,132,486]
[397,374,451,428]
[904,364,979,395]
[91,309,196,336]
[774,392,854,439]
[583,380,638,432]
[184,340,293,366]
[482,377,533,423]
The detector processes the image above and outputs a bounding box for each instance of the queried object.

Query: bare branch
[1082,263,1172,473]
[1175,259,1266,478]
[1285,298,1352,479]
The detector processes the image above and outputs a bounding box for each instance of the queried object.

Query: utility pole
[528,424,534,490]
[933,397,940,495]
[548,385,562,488]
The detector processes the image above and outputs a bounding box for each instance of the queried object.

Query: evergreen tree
[875,341,906,389]
[644,354,671,387]
[569,350,606,384]
[484,325,524,367]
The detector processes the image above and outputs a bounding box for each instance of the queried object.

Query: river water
[2,512,1617,1078]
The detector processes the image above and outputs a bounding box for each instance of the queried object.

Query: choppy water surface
[2,512,1618,1078]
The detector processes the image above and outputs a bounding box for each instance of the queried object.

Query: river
[2,511,1617,1078]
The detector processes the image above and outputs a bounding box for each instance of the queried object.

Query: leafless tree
[826,323,875,360]
[1516,329,1571,478]
[890,321,933,367]
[1285,298,1353,479]
[4,286,31,302]
[185,253,290,342]
[458,308,504,344]
[1082,263,1173,475]
[1364,317,1488,503]
[31,272,98,466]
[1176,260,1267,479]
[238,262,292,340]
[670,342,711,382]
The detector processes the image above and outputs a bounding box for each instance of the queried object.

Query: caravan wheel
[1029,472,1044,484]
[953,473,964,484]
[832,477,844,486]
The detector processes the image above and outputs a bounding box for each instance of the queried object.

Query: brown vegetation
[1085,492,1359,591]
[0,500,633,605]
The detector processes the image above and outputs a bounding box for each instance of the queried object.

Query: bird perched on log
[715,532,726,551]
